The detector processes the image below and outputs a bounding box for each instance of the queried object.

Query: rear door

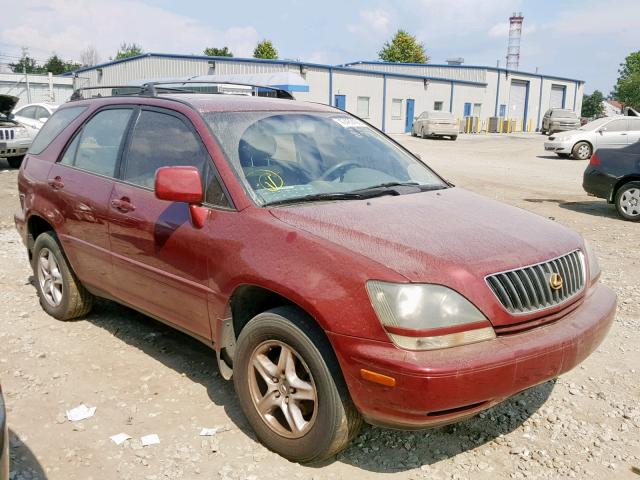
[108,106,226,340]
[596,118,629,148]
[46,107,134,291]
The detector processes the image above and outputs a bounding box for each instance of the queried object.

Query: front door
[405,99,415,133]
[625,117,640,144]
[596,118,629,148]
[335,95,346,110]
[107,107,217,340]
[46,107,134,291]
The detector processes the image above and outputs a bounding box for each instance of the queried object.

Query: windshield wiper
[351,182,447,193]
[264,189,400,207]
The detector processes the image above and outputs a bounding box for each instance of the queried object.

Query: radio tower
[506,12,523,70]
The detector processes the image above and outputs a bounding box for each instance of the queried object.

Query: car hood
[270,187,583,288]
[0,95,19,118]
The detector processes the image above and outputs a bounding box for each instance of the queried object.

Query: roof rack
[70,80,295,101]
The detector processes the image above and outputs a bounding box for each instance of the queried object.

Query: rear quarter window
[28,106,87,155]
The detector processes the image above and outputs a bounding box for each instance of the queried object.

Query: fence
[0,72,74,107]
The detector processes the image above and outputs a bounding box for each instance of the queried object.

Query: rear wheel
[421,128,427,139]
[233,307,362,463]
[7,155,24,169]
[32,232,93,320]
[615,181,640,221]
[572,141,592,160]
[449,135,458,141]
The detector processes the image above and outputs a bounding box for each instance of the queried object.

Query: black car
[583,142,640,221]
[0,384,7,480]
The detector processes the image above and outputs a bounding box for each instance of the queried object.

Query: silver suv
[541,108,580,135]
[0,95,34,168]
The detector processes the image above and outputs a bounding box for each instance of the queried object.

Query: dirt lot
[1,134,638,480]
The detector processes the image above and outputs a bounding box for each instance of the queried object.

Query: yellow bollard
[499,118,503,133]
[507,119,511,133]
[466,117,471,134]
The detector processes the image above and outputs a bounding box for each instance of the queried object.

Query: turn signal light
[360,369,396,387]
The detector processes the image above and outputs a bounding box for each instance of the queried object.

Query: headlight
[556,135,570,142]
[583,240,601,283]
[14,127,30,139]
[365,281,495,351]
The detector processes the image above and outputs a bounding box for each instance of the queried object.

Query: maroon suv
[14,85,616,463]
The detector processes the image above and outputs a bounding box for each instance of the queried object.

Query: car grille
[486,250,585,314]
[0,129,15,141]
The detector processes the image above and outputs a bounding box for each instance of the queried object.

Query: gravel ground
[0,133,639,480]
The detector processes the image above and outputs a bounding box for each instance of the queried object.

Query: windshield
[204,111,447,205]
[579,117,611,130]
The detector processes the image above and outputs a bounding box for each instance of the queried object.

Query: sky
[0,0,637,94]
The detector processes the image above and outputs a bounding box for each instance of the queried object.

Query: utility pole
[21,46,31,103]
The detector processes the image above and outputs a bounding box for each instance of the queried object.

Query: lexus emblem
[549,273,563,290]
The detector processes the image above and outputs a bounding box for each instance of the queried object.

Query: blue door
[335,95,346,110]
[464,102,472,117]
[405,99,415,133]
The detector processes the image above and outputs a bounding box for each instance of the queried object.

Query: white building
[0,72,74,107]
[67,53,584,134]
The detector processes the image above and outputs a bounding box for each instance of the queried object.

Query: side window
[36,106,51,120]
[71,109,133,177]
[627,118,640,131]
[29,106,87,155]
[204,168,231,208]
[123,110,209,189]
[18,106,37,119]
[605,119,628,132]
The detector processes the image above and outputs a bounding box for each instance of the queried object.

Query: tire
[540,129,547,135]
[615,181,640,221]
[233,306,362,463]
[572,141,592,160]
[7,155,24,169]
[32,231,93,320]
[449,135,458,141]
[556,153,570,159]
[421,128,427,139]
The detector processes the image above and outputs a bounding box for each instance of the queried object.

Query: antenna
[506,12,523,70]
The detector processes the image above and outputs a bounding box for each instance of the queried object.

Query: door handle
[111,197,135,213]
[47,176,64,190]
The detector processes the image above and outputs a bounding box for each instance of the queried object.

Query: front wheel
[572,141,592,160]
[449,135,458,141]
[32,232,93,320]
[7,155,24,169]
[233,307,362,463]
[615,181,640,221]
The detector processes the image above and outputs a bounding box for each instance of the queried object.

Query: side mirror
[597,128,605,134]
[155,166,206,228]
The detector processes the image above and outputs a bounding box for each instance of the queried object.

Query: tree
[612,51,640,110]
[203,46,233,57]
[581,90,605,118]
[80,46,100,67]
[253,40,278,59]
[41,54,81,75]
[379,29,428,63]
[9,56,41,74]
[114,42,143,60]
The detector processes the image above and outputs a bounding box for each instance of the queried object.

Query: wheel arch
[26,214,55,260]
[611,175,640,202]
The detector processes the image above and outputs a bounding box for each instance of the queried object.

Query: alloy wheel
[248,340,318,439]
[576,144,591,159]
[620,187,640,217]
[37,248,64,307]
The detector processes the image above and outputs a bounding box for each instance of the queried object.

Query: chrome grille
[486,250,585,314]
[0,129,15,141]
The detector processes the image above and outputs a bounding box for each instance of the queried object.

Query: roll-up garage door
[508,80,528,124]
[550,85,565,109]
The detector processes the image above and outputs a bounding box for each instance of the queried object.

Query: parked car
[544,116,640,160]
[583,142,640,221]
[541,108,580,135]
[12,103,59,132]
[15,85,616,463]
[0,95,35,169]
[411,110,458,140]
[0,383,7,480]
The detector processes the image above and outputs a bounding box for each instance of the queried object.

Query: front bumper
[0,138,31,158]
[544,140,572,154]
[329,283,615,429]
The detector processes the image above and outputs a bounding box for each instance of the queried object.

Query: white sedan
[544,116,640,160]
[12,103,59,132]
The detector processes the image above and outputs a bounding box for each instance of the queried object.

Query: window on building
[357,96,370,119]
[499,104,507,117]
[434,101,443,111]
[473,103,482,117]
[391,99,402,119]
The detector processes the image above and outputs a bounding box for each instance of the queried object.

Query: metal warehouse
[69,53,584,135]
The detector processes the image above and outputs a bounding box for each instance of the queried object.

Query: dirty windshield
[205,111,447,205]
